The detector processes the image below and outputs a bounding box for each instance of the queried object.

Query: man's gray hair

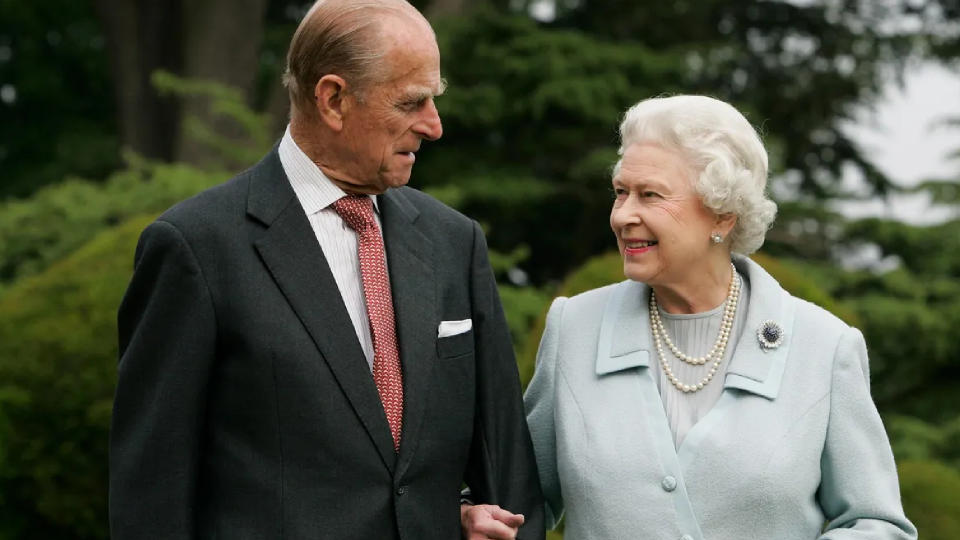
[615,95,778,255]
[283,0,422,114]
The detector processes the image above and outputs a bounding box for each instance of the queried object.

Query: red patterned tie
[333,195,404,451]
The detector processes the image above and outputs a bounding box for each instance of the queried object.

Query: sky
[839,61,960,225]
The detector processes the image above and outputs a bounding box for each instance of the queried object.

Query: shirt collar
[278,124,379,215]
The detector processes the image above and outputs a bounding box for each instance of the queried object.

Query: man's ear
[314,74,350,131]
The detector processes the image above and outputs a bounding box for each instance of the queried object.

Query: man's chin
[382,173,413,190]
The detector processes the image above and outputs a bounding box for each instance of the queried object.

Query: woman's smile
[622,238,658,255]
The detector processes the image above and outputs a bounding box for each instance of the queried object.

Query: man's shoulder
[390,186,470,221]
[158,153,274,230]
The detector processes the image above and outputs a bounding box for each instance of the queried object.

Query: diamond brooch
[757,320,784,351]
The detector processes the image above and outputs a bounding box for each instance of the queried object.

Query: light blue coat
[525,256,916,540]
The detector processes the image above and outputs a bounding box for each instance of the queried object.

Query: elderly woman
[463,95,916,540]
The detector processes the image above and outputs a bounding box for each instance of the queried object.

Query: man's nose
[414,100,443,141]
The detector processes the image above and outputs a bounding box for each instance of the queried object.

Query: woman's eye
[642,191,660,198]
[611,187,627,199]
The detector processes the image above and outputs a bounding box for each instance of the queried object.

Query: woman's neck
[651,259,734,315]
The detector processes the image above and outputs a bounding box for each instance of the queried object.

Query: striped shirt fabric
[278,125,380,371]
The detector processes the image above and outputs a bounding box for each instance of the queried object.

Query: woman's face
[610,142,725,288]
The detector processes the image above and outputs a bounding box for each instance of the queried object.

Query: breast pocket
[436,329,474,359]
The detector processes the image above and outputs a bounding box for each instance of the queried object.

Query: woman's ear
[313,74,349,131]
[715,212,737,237]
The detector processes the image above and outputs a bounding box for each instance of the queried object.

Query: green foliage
[912,179,960,208]
[0,158,227,297]
[888,415,960,470]
[421,9,689,284]
[152,70,275,169]
[843,218,960,278]
[0,0,120,199]
[898,459,960,539]
[0,215,154,539]
[749,253,859,326]
[498,283,552,358]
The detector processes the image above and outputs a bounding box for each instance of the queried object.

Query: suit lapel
[247,148,397,473]
[379,188,437,474]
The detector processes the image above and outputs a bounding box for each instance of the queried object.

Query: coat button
[396,486,407,496]
[680,535,694,540]
[661,475,677,492]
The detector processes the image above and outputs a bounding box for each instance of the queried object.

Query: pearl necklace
[649,264,741,393]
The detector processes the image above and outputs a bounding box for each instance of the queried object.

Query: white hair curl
[614,95,777,255]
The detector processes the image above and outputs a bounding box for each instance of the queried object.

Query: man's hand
[460,503,525,540]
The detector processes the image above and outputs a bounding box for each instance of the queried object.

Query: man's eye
[399,99,426,112]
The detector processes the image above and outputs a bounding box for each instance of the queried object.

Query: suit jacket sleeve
[110,220,217,539]
[817,327,917,539]
[463,221,546,539]
[523,296,567,529]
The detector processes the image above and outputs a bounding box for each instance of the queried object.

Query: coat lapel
[593,257,795,400]
[247,148,398,473]
[596,280,651,376]
[379,188,438,475]
[722,255,795,400]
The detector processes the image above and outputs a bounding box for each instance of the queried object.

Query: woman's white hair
[615,95,777,255]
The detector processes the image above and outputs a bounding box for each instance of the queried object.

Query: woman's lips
[622,239,657,256]
[624,244,656,255]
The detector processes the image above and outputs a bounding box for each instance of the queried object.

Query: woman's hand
[460,503,525,540]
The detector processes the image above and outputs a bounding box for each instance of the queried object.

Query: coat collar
[595,255,795,400]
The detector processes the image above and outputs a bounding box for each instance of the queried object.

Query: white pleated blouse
[647,271,751,446]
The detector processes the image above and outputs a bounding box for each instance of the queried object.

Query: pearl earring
[710,232,723,244]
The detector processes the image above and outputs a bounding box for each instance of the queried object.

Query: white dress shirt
[278,125,380,370]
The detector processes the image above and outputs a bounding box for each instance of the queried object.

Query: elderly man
[109,1,544,538]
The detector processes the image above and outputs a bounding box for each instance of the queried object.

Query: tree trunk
[93,0,182,161]
[176,0,269,167]
[93,0,267,167]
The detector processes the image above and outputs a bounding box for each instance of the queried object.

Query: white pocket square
[438,319,472,338]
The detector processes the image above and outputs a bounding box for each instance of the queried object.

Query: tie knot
[333,195,377,232]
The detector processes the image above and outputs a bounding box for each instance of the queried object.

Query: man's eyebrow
[405,79,448,101]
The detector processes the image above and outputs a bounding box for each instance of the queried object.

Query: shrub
[0,215,153,539]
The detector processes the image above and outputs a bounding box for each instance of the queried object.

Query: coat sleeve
[110,220,218,539]
[523,296,567,530]
[462,221,546,539]
[817,326,917,539]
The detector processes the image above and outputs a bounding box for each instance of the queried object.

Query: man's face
[333,19,444,194]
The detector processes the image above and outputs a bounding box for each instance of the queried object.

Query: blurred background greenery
[1,0,959,538]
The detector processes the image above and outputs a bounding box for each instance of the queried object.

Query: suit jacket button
[396,486,407,496]
[661,475,677,492]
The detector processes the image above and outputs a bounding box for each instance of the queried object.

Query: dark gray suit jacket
[109,147,544,539]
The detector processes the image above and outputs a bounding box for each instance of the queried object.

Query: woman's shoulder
[548,280,629,321]
[788,294,855,342]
